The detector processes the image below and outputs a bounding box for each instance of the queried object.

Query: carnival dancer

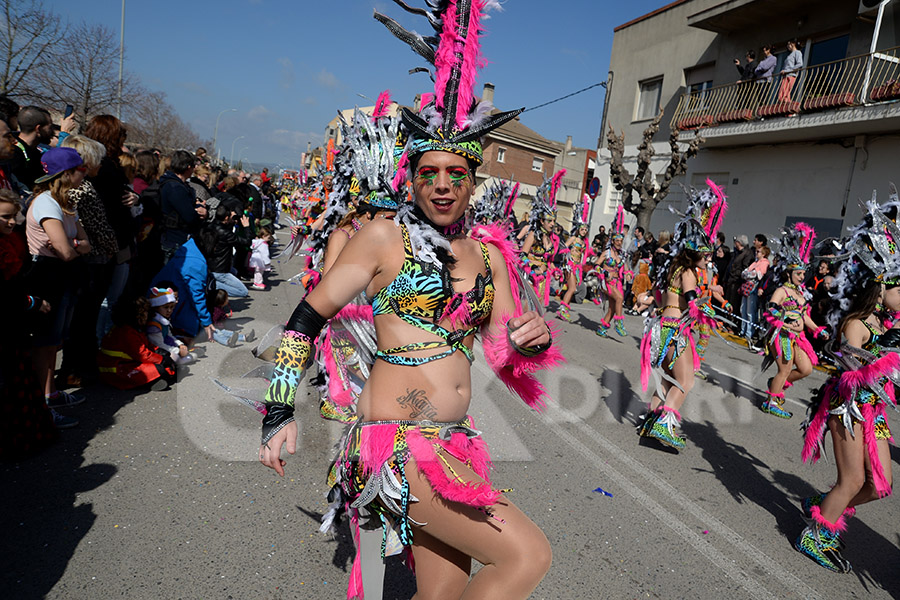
[759,223,827,419]
[259,2,563,597]
[521,170,566,307]
[595,205,629,337]
[797,194,900,573]
[637,180,727,450]
[558,195,592,322]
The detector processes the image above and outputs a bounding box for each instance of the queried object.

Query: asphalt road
[3,243,899,600]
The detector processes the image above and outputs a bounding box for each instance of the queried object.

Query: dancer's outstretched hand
[259,421,297,477]
[508,311,551,348]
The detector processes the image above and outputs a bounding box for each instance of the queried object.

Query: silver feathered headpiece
[529,170,565,234]
[827,186,900,329]
[772,222,816,279]
[473,178,519,226]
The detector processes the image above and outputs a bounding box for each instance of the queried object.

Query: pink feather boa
[471,222,525,314]
[861,403,893,497]
[482,314,566,410]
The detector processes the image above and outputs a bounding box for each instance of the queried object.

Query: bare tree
[27,22,138,121]
[0,0,66,97]
[607,110,704,232]
[126,89,204,152]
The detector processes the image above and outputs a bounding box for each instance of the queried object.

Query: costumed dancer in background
[521,170,565,308]
[637,180,727,450]
[759,223,826,419]
[797,194,900,573]
[258,1,563,597]
[314,100,401,424]
[558,194,592,322]
[595,205,628,337]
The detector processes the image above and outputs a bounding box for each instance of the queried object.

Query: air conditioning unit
[860,0,887,15]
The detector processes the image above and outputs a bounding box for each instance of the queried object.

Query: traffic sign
[588,177,601,199]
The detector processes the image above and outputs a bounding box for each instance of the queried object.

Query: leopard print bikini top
[370,224,494,365]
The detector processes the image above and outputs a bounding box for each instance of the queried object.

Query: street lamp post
[237,146,250,167]
[230,135,245,165]
[213,108,237,163]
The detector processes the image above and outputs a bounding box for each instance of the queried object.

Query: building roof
[488,109,563,153]
[613,0,690,32]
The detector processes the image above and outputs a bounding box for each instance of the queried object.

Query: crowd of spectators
[0,97,283,460]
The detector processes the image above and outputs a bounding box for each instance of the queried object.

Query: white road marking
[472,355,821,600]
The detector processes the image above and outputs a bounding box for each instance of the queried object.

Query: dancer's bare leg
[819,418,866,524]
[787,344,813,383]
[561,272,577,306]
[410,529,471,600]
[662,348,695,412]
[406,454,552,600]
[769,344,792,393]
[848,437,893,508]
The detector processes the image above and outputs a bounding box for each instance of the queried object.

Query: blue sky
[44,0,666,168]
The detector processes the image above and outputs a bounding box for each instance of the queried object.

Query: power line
[523,81,607,113]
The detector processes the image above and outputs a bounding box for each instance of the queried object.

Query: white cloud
[277,57,295,89]
[248,105,276,120]
[316,68,340,89]
[268,129,323,151]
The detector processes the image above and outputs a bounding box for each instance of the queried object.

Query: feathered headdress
[572,194,590,233]
[772,222,816,278]
[342,106,406,211]
[375,0,523,166]
[611,204,625,240]
[670,178,728,256]
[529,169,565,234]
[473,178,519,226]
[827,188,900,329]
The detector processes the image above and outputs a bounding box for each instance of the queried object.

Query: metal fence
[672,46,900,131]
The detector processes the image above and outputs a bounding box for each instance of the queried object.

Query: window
[636,76,663,121]
[497,147,506,163]
[532,157,543,172]
[606,187,623,212]
[684,64,714,112]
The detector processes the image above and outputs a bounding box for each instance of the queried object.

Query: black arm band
[683,290,698,303]
[285,299,328,338]
[880,328,900,348]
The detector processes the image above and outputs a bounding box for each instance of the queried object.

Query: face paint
[448,167,469,187]
[416,167,438,184]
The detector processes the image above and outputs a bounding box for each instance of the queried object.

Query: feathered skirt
[325,417,500,558]
[802,353,898,498]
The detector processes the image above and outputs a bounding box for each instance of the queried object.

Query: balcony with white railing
[672,46,900,145]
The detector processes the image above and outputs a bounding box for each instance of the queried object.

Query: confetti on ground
[593,487,613,497]
[702,530,709,534]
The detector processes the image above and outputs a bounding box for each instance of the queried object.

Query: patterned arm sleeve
[260,331,315,444]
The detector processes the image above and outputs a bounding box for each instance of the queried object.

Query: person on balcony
[734,50,756,82]
[778,39,804,104]
[754,45,777,83]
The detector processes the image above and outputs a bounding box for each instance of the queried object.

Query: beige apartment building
[595,0,900,242]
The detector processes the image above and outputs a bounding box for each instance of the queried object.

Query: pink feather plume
[794,222,816,264]
[549,169,566,209]
[615,204,624,235]
[703,178,728,241]
[372,89,392,121]
[433,0,490,130]
[392,151,409,192]
[581,194,591,224]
